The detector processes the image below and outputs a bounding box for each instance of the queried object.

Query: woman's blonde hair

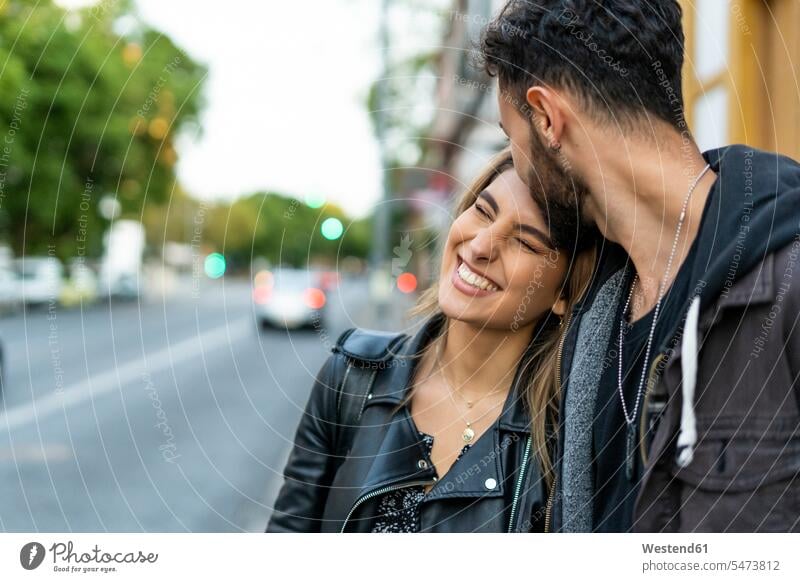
[395,148,596,487]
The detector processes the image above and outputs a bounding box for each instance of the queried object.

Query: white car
[15,257,64,305]
[0,266,20,313]
[253,268,327,330]
[61,260,99,306]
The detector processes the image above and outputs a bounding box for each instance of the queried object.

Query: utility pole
[369,0,392,322]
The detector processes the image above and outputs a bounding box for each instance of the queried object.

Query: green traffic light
[204,252,226,279]
[304,193,326,208]
[321,217,344,240]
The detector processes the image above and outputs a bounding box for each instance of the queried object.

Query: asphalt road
[0,275,410,532]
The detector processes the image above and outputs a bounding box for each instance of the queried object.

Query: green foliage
[213,193,372,268]
[0,0,205,259]
[143,190,372,270]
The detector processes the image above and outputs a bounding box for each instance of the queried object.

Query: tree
[187,192,372,270]
[0,0,205,259]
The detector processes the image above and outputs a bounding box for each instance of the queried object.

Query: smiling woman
[267,148,597,533]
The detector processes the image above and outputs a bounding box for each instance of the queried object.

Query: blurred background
[0,0,797,532]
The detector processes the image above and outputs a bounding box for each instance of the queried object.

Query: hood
[675,145,800,466]
[687,145,800,313]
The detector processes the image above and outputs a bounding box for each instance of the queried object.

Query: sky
[135,0,384,218]
[58,0,386,218]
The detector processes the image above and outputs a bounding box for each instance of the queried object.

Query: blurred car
[253,268,327,330]
[0,335,4,396]
[317,270,340,293]
[0,266,20,314]
[14,257,64,305]
[61,260,99,307]
[99,220,145,299]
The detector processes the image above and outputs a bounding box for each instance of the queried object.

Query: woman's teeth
[457,262,498,291]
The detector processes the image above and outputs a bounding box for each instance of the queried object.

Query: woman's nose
[468,226,499,262]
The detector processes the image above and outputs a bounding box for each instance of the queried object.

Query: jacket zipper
[545,310,573,533]
[639,351,667,465]
[507,435,532,532]
[555,311,573,394]
[339,478,437,532]
[342,436,533,533]
[544,474,557,533]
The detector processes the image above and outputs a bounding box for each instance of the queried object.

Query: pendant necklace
[435,351,509,444]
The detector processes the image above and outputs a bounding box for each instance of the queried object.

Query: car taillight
[319,271,340,291]
[253,286,272,304]
[303,287,326,309]
[397,272,417,294]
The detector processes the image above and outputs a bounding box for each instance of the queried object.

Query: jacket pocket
[668,415,800,532]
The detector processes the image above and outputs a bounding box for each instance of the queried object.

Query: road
[0,275,413,532]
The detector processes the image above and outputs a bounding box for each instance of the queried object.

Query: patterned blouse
[370,430,472,533]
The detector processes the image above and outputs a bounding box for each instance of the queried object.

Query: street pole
[370,0,391,322]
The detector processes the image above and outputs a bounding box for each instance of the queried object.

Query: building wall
[425,0,507,194]
[681,0,800,159]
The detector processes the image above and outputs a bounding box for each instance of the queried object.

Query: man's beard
[526,126,596,252]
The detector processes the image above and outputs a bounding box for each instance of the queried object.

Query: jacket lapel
[352,312,533,501]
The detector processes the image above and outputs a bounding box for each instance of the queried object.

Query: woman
[267,149,595,532]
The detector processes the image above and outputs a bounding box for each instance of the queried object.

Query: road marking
[0,318,252,432]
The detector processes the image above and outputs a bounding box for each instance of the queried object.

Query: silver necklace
[618,163,711,479]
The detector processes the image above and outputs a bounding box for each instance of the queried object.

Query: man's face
[497,84,594,245]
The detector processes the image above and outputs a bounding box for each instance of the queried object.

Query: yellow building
[681,0,800,159]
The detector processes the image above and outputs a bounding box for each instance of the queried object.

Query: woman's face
[438,168,568,331]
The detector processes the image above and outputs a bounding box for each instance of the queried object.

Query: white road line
[0,318,252,432]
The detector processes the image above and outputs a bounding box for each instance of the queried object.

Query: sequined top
[370,431,472,533]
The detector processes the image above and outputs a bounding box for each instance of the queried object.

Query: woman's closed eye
[474,203,492,220]
[474,203,544,253]
[516,237,542,254]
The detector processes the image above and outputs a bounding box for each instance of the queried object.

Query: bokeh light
[397,272,417,294]
[204,253,226,279]
[303,288,326,309]
[321,217,344,240]
[304,193,326,208]
[253,269,274,289]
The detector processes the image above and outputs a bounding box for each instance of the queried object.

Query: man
[480,0,800,532]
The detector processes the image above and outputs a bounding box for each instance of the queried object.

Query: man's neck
[580,135,717,317]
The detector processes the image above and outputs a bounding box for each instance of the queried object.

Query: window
[681,0,800,159]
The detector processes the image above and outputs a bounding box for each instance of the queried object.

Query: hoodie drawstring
[676,295,701,467]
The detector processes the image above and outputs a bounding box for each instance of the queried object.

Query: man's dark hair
[480,0,686,133]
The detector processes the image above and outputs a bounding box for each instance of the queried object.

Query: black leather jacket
[266,313,548,532]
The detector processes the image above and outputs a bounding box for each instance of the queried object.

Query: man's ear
[526,86,565,149]
[552,296,568,318]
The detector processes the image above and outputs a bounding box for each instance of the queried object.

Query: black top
[370,430,472,533]
[591,242,700,532]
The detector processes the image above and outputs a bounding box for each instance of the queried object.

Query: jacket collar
[363,312,533,433]
[348,313,544,503]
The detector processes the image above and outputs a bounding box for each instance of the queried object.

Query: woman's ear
[552,296,568,317]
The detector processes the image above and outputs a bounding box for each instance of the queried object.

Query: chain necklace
[618,163,711,479]
[432,335,508,408]
[434,348,510,444]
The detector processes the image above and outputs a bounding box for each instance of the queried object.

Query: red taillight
[397,272,417,294]
[253,286,272,304]
[319,271,340,291]
[303,287,326,309]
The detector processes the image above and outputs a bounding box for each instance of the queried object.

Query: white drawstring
[676,295,701,467]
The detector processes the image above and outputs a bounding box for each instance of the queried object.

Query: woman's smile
[450,255,502,297]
